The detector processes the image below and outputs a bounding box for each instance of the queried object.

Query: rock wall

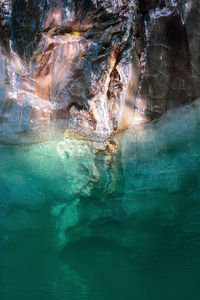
[135,0,200,121]
[0,0,199,143]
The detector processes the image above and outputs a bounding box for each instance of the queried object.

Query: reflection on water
[0,101,200,299]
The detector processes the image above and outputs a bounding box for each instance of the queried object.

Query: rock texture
[136,0,200,121]
[0,0,199,143]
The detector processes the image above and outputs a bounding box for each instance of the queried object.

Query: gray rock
[0,0,199,143]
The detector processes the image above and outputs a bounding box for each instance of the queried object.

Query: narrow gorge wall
[0,0,199,143]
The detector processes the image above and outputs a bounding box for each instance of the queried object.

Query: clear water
[0,101,200,300]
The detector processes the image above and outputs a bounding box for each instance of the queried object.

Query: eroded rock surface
[0,0,199,143]
[1,98,200,255]
[136,0,200,121]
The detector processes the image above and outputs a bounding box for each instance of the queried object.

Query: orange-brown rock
[0,0,200,143]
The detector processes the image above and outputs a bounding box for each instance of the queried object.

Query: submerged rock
[0,99,200,257]
[0,0,199,143]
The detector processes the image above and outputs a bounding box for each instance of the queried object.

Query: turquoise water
[0,102,200,300]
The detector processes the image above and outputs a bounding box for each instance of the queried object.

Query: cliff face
[136,0,200,121]
[0,0,199,143]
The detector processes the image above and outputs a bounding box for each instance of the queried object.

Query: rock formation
[0,0,199,143]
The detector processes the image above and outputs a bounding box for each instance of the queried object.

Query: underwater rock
[51,134,122,249]
[53,98,200,249]
[0,0,199,143]
[0,99,200,254]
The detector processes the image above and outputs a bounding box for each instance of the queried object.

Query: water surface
[0,101,200,300]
